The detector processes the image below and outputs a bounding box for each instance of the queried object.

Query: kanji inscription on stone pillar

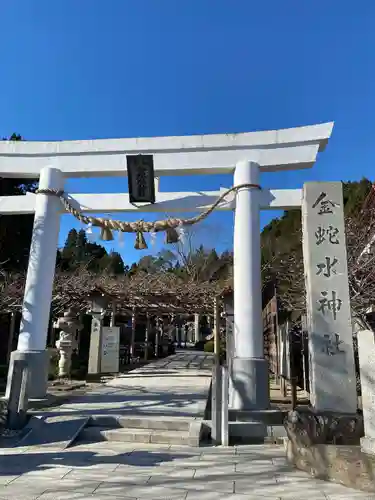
[302,182,357,413]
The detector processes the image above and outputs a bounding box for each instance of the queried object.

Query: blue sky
[1,0,374,266]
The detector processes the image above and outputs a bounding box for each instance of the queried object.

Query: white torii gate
[0,122,333,408]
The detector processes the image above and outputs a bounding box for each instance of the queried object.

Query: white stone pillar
[6,167,64,399]
[358,329,375,454]
[194,314,200,343]
[231,160,269,410]
[303,181,357,413]
[88,312,103,375]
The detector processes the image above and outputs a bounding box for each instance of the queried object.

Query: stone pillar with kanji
[302,182,357,413]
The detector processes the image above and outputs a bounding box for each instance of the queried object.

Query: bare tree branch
[269,206,375,320]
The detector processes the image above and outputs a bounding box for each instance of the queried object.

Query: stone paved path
[0,442,372,499]
[1,352,372,498]
[32,352,213,420]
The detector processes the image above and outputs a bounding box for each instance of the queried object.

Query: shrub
[203,340,226,356]
[48,347,59,380]
[204,340,214,352]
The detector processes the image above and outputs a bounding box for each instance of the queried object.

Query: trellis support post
[194,313,200,343]
[130,308,136,358]
[155,317,160,357]
[144,313,150,361]
[6,167,64,400]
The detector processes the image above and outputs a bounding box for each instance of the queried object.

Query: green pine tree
[106,251,125,274]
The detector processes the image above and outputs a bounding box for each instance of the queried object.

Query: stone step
[87,415,192,432]
[78,426,199,446]
[228,409,288,444]
[229,421,267,440]
[224,422,287,445]
[229,409,287,425]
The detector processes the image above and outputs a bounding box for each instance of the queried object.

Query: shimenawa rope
[36,183,261,248]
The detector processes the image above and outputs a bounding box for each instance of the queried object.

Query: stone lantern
[55,308,83,377]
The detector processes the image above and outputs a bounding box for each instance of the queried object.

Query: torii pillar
[231,159,268,410]
[6,167,64,399]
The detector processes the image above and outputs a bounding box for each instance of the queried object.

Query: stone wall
[284,409,371,492]
[286,440,375,492]
[357,329,375,455]
[285,409,363,446]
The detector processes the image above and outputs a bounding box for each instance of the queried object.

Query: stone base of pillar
[6,350,49,400]
[361,436,375,456]
[229,357,269,410]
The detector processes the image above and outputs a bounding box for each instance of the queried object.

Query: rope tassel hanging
[100,226,114,241]
[135,231,148,250]
[165,227,179,244]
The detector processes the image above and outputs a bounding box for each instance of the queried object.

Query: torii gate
[0,122,333,408]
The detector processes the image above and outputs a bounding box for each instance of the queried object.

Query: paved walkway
[0,442,370,499]
[0,352,371,499]
[33,352,213,419]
